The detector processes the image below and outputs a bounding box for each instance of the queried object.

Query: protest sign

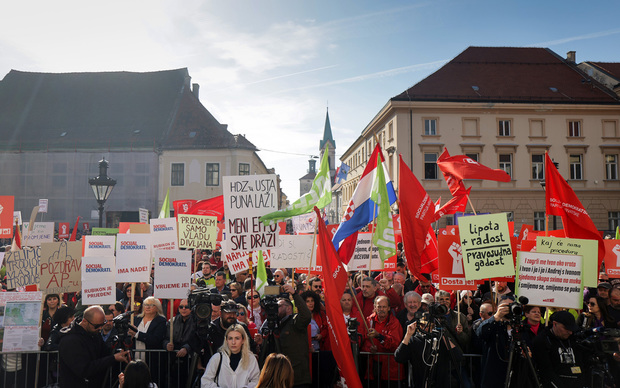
[292,213,316,234]
[223,174,279,253]
[81,256,116,305]
[0,196,14,238]
[153,250,192,299]
[13,211,22,225]
[139,208,149,224]
[130,224,150,234]
[150,217,178,251]
[119,222,145,234]
[39,199,48,213]
[458,213,515,280]
[116,234,151,282]
[40,241,82,294]
[83,222,90,231]
[21,222,54,246]
[516,251,582,309]
[178,214,217,249]
[604,239,620,277]
[270,235,316,268]
[92,227,119,236]
[221,240,265,274]
[0,291,43,352]
[438,233,476,290]
[84,235,116,257]
[345,232,397,272]
[58,222,70,239]
[5,247,40,289]
[536,236,597,287]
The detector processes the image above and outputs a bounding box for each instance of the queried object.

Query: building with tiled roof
[339,47,620,234]
[0,68,282,227]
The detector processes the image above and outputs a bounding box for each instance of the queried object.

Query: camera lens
[195,304,211,319]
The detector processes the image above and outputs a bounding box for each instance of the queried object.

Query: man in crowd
[207,300,254,353]
[414,274,438,297]
[108,302,125,317]
[272,269,286,285]
[478,297,513,387]
[58,305,129,386]
[100,308,117,350]
[435,290,470,350]
[235,270,249,287]
[356,277,401,319]
[609,287,620,324]
[396,291,422,333]
[308,276,323,294]
[165,299,196,388]
[211,271,230,294]
[341,290,366,343]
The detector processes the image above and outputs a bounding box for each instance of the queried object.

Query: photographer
[478,297,513,387]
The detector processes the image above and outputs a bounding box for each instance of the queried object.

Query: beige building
[339,47,620,234]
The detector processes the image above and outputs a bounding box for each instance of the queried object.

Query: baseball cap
[551,311,578,332]
[221,300,238,313]
[597,282,612,290]
[421,293,434,305]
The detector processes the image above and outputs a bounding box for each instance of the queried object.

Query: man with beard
[207,300,255,354]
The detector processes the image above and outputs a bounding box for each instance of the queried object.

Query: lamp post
[89,158,116,227]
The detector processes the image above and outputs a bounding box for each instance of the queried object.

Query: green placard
[536,236,597,287]
[91,228,119,236]
[458,213,515,280]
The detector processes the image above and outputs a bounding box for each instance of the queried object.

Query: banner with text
[116,234,151,283]
[22,222,54,246]
[0,291,42,352]
[40,241,82,294]
[153,250,192,299]
[345,232,397,272]
[150,217,178,251]
[292,213,317,234]
[178,214,217,250]
[6,247,40,289]
[84,235,116,257]
[438,233,477,290]
[270,235,316,268]
[458,213,515,280]
[223,174,279,253]
[92,228,119,236]
[536,236,597,287]
[604,239,620,277]
[516,251,583,309]
[81,256,116,305]
[0,196,14,238]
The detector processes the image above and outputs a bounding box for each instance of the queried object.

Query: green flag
[159,189,170,219]
[370,154,396,264]
[260,146,332,225]
[255,250,268,296]
[616,226,619,240]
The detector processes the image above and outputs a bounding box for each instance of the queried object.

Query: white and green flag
[260,146,332,225]
[255,250,268,296]
[371,155,396,263]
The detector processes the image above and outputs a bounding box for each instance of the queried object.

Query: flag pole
[169,299,174,345]
[347,277,372,334]
[308,221,318,281]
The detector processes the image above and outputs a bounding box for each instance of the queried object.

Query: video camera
[575,327,620,355]
[261,285,283,333]
[111,311,138,351]
[188,287,224,338]
[504,296,529,323]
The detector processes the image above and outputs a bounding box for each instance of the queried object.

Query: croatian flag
[332,144,397,249]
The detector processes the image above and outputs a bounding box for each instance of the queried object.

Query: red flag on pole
[437,149,469,195]
[69,216,80,241]
[545,153,605,266]
[437,149,510,195]
[11,219,21,251]
[398,156,435,280]
[314,206,362,388]
[186,196,224,221]
[419,226,439,274]
[432,187,471,222]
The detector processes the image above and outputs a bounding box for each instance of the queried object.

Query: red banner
[0,196,15,238]
[58,222,70,239]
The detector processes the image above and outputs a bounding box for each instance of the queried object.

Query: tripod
[258,328,282,365]
[503,323,541,388]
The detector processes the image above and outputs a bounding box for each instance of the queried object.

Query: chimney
[566,51,576,63]
[192,83,200,99]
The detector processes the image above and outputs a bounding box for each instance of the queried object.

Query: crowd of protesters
[2,242,620,388]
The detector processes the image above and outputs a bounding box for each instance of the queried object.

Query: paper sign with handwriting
[6,247,40,289]
[81,256,116,305]
[536,236,597,287]
[270,235,315,267]
[153,250,192,299]
[345,232,397,272]
[40,241,82,294]
[22,222,54,246]
[178,215,217,250]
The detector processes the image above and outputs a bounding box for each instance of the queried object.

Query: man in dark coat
[58,305,129,387]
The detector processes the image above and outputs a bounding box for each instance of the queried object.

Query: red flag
[11,219,21,251]
[69,216,80,241]
[432,187,471,222]
[419,226,439,275]
[438,148,510,192]
[437,149,469,195]
[314,207,362,388]
[545,153,605,266]
[186,196,224,221]
[337,231,358,265]
[173,199,197,217]
[398,156,435,281]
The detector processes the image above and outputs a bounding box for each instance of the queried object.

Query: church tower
[319,108,336,183]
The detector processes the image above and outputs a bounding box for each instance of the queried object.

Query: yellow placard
[178,215,218,250]
[536,236,597,287]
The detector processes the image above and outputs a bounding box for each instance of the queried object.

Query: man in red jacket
[355,276,403,319]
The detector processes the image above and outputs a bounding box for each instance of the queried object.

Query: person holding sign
[164,299,196,388]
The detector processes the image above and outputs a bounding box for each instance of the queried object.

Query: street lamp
[89,158,116,227]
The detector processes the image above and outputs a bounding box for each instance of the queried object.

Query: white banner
[150,217,178,251]
[221,239,264,274]
[0,291,42,352]
[345,233,382,271]
[22,222,54,246]
[139,208,149,224]
[116,234,151,283]
[153,250,192,299]
[81,256,116,305]
[223,175,279,253]
[38,199,48,213]
[270,235,316,268]
[84,235,116,257]
[292,213,317,235]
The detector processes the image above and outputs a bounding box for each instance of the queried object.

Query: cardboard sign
[91,227,119,236]
[130,224,150,234]
[437,233,477,290]
[0,291,43,352]
[292,213,317,234]
[536,236,597,287]
[139,208,149,224]
[223,174,279,253]
[150,217,178,251]
[604,239,620,277]
[84,235,116,257]
[178,215,217,250]
[21,222,55,246]
[81,256,116,305]
[0,196,15,238]
[153,250,192,299]
[119,222,145,234]
[116,234,152,282]
[40,241,82,294]
[516,251,583,309]
[458,213,515,280]
[5,247,41,289]
[270,235,316,268]
[38,199,48,213]
[345,232,397,271]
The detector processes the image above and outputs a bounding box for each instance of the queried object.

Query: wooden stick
[347,277,371,334]
[130,282,135,325]
[466,195,478,216]
[308,222,318,280]
[457,290,461,326]
[169,298,174,344]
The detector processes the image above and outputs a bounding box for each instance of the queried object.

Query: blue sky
[1,0,619,201]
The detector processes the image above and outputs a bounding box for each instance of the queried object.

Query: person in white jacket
[201,324,260,388]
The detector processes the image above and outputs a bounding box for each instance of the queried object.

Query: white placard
[292,213,317,234]
[116,234,152,282]
[0,291,42,352]
[153,250,192,299]
[21,222,54,246]
[81,256,116,305]
[223,174,279,253]
[221,239,262,274]
[84,235,116,257]
[345,233,382,271]
[38,199,48,213]
[270,235,316,268]
[150,217,178,251]
[13,211,22,225]
[139,208,149,224]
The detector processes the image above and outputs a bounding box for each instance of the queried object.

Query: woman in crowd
[255,353,294,388]
[246,290,264,330]
[41,293,61,342]
[578,295,617,329]
[120,283,135,311]
[44,305,75,350]
[201,324,260,388]
[230,282,247,305]
[301,290,328,351]
[119,360,157,388]
[521,305,545,347]
[458,290,480,325]
[235,303,257,338]
[130,296,167,384]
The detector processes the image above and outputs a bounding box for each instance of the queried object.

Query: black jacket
[163,314,196,352]
[58,322,117,387]
[133,315,167,349]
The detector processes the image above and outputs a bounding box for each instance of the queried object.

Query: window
[171,163,184,186]
[568,121,581,137]
[206,163,220,186]
[606,154,618,180]
[424,153,438,179]
[498,120,511,136]
[505,212,514,222]
[531,154,544,180]
[499,154,512,178]
[424,119,437,135]
[610,211,620,231]
[534,211,545,231]
[239,163,250,176]
[465,153,479,162]
[569,154,583,180]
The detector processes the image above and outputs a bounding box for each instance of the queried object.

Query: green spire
[320,108,335,150]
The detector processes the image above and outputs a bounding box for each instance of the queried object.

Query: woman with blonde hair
[255,353,294,388]
[201,324,260,388]
[128,296,166,385]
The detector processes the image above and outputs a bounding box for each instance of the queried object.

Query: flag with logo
[159,188,171,219]
[438,149,510,195]
[255,250,268,296]
[370,153,396,263]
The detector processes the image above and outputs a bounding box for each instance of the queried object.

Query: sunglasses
[85,317,107,329]
[313,286,323,289]
[249,295,260,299]
[237,311,246,316]
[179,305,190,309]
[588,302,597,307]
[143,303,155,307]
